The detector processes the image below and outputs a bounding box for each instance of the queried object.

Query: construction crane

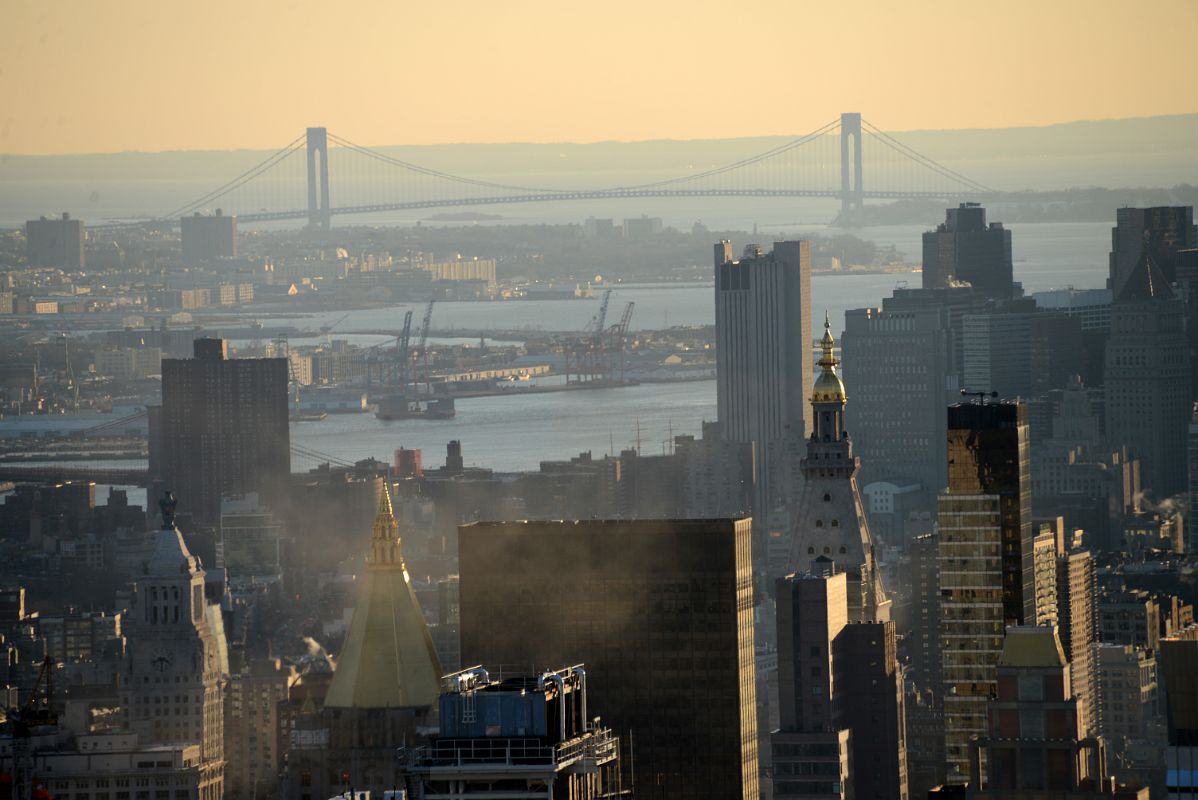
[590,289,612,345]
[61,334,79,411]
[417,299,436,353]
[607,302,636,385]
[21,656,57,729]
[395,310,414,390]
[614,301,634,336]
[9,656,58,800]
[321,313,350,345]
[564,294,633,386]
[414,299,436,394]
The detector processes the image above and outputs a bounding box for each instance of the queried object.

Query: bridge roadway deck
[236,187,990,223]
[89,186,1021,231]
[0,465,151,486]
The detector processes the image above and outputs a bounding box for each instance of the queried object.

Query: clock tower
[123,492,228,800]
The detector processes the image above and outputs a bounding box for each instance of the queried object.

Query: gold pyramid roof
[324,488,442,709]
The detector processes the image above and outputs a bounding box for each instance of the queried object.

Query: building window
[1018,674,1044,702]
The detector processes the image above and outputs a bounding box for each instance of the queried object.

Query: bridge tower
[840,112,864,219]
[306,127,332,230]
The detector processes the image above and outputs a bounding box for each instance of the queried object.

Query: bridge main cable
[612,117,841,190]
[326,133,569,194]
[860,119,995,194]
[162,133,307,220]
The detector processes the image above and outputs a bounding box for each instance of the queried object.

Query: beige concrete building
[0,732,220,800]
[224,659,296,800]
[121,503,229,800]
[786,317,889,622]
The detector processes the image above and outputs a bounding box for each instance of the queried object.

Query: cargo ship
[374,395,456,421]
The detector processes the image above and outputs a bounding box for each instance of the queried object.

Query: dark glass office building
[458,518,759,800]
[922,203,1014,300]
[939,399,1031,781]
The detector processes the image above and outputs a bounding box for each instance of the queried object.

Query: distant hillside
[2,114,1196,192]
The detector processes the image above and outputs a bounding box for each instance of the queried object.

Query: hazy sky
[4,0,1196,155]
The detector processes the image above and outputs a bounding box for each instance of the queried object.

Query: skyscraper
[1058,544,1099,739]
[121,495,227,798]
[909,532,942,696]
[715,240,812,568]
[786,316,888,622]
[1160,626,1198,799]
[1108,206,1196,296]
[966,626,1147,799]
[1104,250,1191,498]
[159,338,290,525]
[1033,526,1060,626]
[842,302,953,498]
[181,209,238,263]
[1094,643,1164,793]
[922,203,1013,300]
[939,399,1031,782]
[1033,376,1140,550]
[960,304,1086,400]
[458,518,758,800]
[772,569,908,800]
[25,212,85,269]
[1190,409,1198,554]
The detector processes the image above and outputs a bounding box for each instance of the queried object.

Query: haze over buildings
[2,6,1198,800]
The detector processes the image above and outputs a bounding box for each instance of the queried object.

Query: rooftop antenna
[960,388,999,404]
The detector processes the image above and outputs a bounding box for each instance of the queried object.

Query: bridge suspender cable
[289,443,357,470]
[326,133,568,194]
[859,119,995,194]
[86,115,1000,229]
[612,117,841,190]
[160,134,307,220]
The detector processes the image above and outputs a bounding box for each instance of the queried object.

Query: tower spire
[324,483,442,709]
[368,487,403,567]
[811,311,845,406]
[786,311,888,623]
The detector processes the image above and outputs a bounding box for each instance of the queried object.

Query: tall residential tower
[158,338,289,525]
[938,399,1031,782]
[715,241,812,569]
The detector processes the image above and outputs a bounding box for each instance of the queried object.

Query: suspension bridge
[98,113,996,230]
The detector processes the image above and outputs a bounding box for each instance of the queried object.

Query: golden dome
[812,312,846,403]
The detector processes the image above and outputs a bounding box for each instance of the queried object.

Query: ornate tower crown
[812,312,846,405]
